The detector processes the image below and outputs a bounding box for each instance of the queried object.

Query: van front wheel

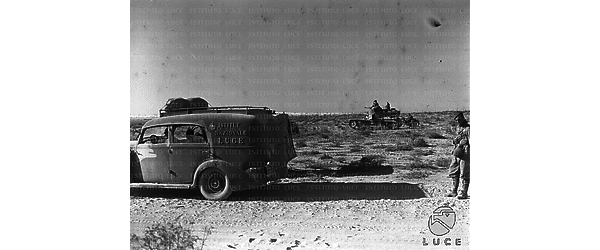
[199,168,232,200]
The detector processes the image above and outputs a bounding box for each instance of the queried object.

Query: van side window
[173,125,207,143]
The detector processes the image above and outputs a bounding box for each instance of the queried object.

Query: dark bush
[403,170,432,179]
[335,157,346,163]
[426,132,446,139]
[305,150,321,155]
[346,155,385,169]
[413,149,434,156]
[130,222,206,250]
[349,144,362,153]
[319,154,333,160]
[385,143,413,152]
[435,157,452,168]
[408,137,429,147]
[405,158,440,170]
[295,141,308,148]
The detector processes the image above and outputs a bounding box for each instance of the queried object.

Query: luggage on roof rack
[159,97,275,117]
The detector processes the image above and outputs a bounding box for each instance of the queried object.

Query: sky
[131,0,469,116]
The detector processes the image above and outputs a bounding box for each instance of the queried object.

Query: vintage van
[130,106,296,200]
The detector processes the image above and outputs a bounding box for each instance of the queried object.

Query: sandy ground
[130,111,470,249]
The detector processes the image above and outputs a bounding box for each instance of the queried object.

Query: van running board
[130,183,192,189]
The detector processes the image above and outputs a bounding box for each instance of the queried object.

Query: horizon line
[130,109,470,118]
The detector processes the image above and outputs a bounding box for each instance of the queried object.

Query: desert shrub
[385,143,413,152]
[394,130,412,137]
[308,161,339,170]
[335,157,346,163]
[407,159,433,169]
[319,154,333,160]
[396,144,414,151]
[349,144,362,153]
[361,154,386,165]
[130,222,208,250]
[408,137,429,147]
[305,150,321,155]
[403,170,431,179]
[413,149,434,156]
[435,157,452,168]
[426,132,446,139]
[346,155,385,169]
[293,158,317,165]
[303,127,332,139]
[295,140,308,148]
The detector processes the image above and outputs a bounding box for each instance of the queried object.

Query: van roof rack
[160,106,275,117]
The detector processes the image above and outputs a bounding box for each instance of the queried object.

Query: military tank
[348,107,420,130]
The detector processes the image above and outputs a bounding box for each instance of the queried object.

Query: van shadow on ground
[130,182,427,201]
[287,165,394,178]
[230,182,427,201]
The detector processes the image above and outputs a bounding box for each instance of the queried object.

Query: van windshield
[141,126,169,144]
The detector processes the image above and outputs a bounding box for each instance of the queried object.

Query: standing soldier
[370,100,382,112]
[367,100,383,120]
[446,112,470,199]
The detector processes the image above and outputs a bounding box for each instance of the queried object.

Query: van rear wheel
[199,168,232,200]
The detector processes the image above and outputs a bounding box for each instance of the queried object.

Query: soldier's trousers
[448,156,470,180]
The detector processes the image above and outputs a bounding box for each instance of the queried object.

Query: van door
[135,126,170,182]
[168,125,211,184]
